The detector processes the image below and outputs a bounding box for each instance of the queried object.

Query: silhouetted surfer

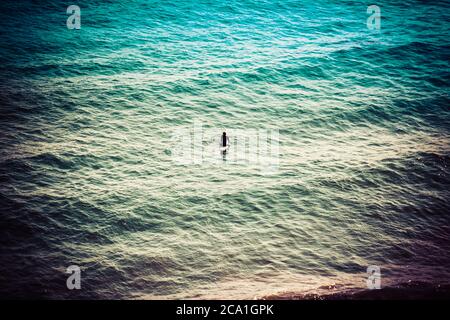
[222,132,227,147]
[221,132,230,154]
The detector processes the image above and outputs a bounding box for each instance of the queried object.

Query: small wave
[261,281,450,300]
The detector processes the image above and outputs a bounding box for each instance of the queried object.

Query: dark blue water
[0,0,449,299]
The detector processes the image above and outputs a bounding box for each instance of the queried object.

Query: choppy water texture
[1,0,450,299]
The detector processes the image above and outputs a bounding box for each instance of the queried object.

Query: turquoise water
[0,0,449,299]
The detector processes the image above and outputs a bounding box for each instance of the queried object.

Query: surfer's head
[223,132,226,136]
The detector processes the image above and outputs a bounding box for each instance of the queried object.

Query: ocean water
[0,0,449,299]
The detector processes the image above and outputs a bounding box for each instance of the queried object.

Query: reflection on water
[0,0,449,299]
